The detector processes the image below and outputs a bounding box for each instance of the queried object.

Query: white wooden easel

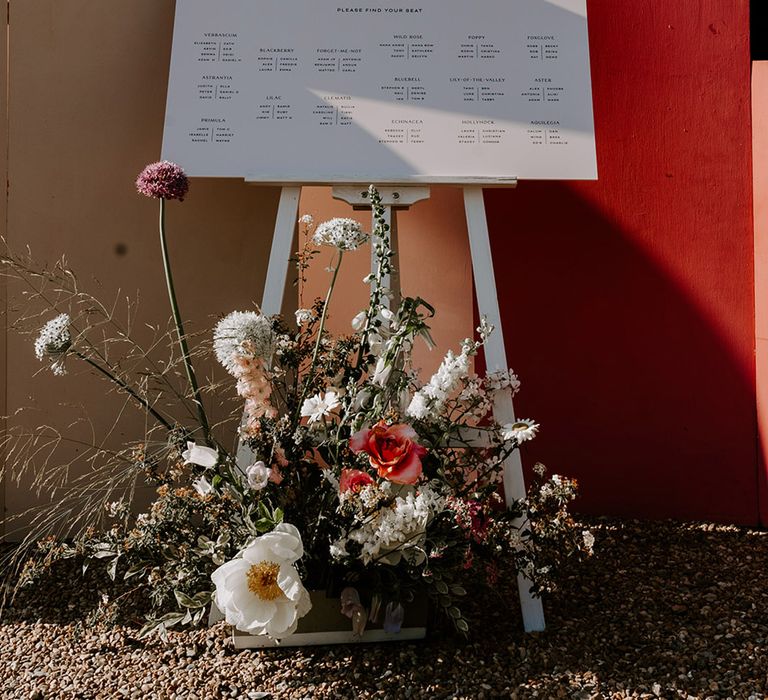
[253,183,545,633]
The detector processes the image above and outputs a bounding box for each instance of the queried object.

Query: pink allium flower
[136,161,189,201]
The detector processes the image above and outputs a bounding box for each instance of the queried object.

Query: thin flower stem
[74,352,174,431]
[297,250,344,414]
[158,198,212,444]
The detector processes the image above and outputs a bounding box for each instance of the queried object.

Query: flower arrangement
[3,169,592,642]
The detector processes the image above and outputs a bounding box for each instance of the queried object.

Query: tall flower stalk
[137,161,211,444]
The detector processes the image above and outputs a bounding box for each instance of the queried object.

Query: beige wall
[3,1,282,534]
[2,3,474,536]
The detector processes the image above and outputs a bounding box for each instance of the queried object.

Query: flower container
[211,590,428,648]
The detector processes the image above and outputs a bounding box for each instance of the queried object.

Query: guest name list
[162,0,597,182]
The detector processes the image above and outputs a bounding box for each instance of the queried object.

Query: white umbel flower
[312,218,368,251]
[211,523,312,638]
[501,419,539,444]
[300,391,340,424]
[34,313,72,376]
[213,311,274,375]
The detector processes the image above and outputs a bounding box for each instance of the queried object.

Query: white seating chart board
[161,0,597,183]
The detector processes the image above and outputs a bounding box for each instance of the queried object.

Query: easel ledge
[250,180,546,633]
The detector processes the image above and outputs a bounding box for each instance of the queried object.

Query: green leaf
[255,518,273,532]
[174,590,211,609]
[435,581,448,595]
[456,618,469,633]
[106,557,119,582]
[273,507,284,523]
[92,549,116,559]
[124,565,146,581]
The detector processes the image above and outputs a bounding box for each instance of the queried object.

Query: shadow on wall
[485,182,757,526]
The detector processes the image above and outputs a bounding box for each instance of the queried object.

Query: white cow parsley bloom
[34,313,72,376]
[213,311,274,375]
[300,391,340,424]
[312,218,369,251]
[211,523,312,638]
[582,530,595,553]
[501,419,539,444]
[298,214,314,226]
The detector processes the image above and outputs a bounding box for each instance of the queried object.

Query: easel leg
[261,186,301,316]
[463,186,546,633]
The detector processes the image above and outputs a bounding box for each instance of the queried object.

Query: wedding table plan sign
[161,0,597,183]
[158,0,597,645]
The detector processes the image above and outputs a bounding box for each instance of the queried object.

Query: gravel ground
[2,517,768,699]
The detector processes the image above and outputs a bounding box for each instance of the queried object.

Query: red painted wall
[486,0,756,523]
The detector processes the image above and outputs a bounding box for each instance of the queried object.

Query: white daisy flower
[182,441,218,469]
[500,419,539,444]
[34,313,72,375]
[211,523,312,638]
[300,391,340,424]
[213,311,274,375]
[246,461,271,491]
[312,218,369,251]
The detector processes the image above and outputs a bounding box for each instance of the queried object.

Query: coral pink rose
[339,469,375,494]
[349,421,427,485]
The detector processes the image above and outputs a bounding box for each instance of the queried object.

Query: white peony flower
[193,475,214,496]
[34,313,72,376]
[213,311,274,375]
[300,391,340,424]
[246,461,271,490]
[211,523,312,638]
[500,419,539,444]
[182,441,218,469]
[312,218,369,251]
